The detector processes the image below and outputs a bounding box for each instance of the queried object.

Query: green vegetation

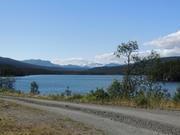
[1,57,180,82]
[0,100,104,135]
[0,77,15,89]
[40,41,180,110]
[0,77,41,96]
[0,77,24,96]
[0,64,64,76]
[88,88,109,101]
[150,60,180,81]
[0,41,180,110]
[44,84,179,110]
[115,41,139,98]
[107,80,123,98]
[63,86,72,96]
[30,81,40,95]
[173,86,180,103]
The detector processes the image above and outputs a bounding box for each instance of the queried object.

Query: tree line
[48,41,180,107]
[1,61,180,82]
[0,41,180,108]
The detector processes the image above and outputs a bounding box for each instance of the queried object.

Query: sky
[0,0,180,66]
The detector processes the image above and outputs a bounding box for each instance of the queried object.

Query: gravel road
[0,96,180,135]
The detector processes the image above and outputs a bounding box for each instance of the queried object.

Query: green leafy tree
[116,41,138,76]
[133,50,160,76]
[115,41,138,98]
[30,81,40,95]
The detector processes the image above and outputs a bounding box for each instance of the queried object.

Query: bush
[30,81,40,95]
[63,87,72,97]
[135,82,170,108]
[68,94,83,101]
[173,86,180,103]
[135,90,148,107]
[107,80,123,99]
[0,77,15,90]
[88,88,109,101]
[48,94,64,100]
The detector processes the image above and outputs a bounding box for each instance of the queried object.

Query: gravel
[1,96,180,135]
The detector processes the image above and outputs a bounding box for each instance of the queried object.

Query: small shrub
[135,90,148,107]
[107,80,123,99]
[134,79,171,108]
[49,94,64,100]
[173,86,180,103]
[89,88,109,101]
[30,81,40,95]
[85,91,97,101]
[64,86,72,97]
[0,77,15,90]
[68,94,83,101]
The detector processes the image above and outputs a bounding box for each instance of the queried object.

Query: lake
[15,75,179,95]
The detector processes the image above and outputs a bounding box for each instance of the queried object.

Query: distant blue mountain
[23,59,90,70]
[23,59,121,69]
[104,63,121,67]
[1,56,180,76]
[0,57,43,68]
[23,59,60,67]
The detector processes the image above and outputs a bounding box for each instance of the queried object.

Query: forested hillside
[0,56,180,81]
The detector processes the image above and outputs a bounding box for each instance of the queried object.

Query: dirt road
[0,96,180,135]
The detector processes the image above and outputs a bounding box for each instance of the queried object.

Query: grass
[0,99,104,135]
[0,89,25,97]
[0,88,180,111]
[37,94,180,111]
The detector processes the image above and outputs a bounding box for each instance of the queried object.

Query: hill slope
[0,57,65,76]
[23,59,60,67]
[1,56,180,81]
[23,59,90,70]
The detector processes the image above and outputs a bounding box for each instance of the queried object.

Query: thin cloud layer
[53,58,92,66]
[53,53,123,66]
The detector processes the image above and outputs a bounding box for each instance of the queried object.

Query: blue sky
[0,0,180,65]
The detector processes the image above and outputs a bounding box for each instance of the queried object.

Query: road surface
[0,96,179,135]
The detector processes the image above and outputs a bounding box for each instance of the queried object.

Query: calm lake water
[15,75,180,95]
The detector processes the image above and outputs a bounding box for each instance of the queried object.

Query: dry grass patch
[0,100,104,135]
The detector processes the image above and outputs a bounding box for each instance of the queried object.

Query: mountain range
[0,56,180,76]
[23,59,120,70]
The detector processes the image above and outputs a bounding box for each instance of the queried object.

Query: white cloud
[53,52,124,66]
[144,30,180,57]
[53,58,92,66]
[155,47,180,57]
[94,52,124,64]
[52,30,180,66]
[144,30,180,49]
